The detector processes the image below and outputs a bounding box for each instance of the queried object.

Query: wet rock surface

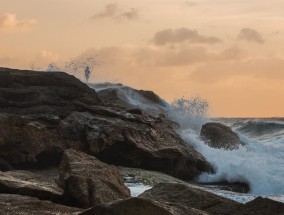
[140,183,284,215]
[0,170,63,202]
[59,149,130,208]
[200,122,245,150]
[0,194,82,215]
[79,197,177,215]
[140,183,241,214]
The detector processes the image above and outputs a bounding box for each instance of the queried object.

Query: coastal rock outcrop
[79,197,177,215]
[0,194,82,215]
[87,112,214,180]
[59,149,130,208]
[0,68,101,116]
[0,68,213,180]
[200,122,244,150]
[140,183,241,214]
[0,170,63,202]
[140,183,284,215]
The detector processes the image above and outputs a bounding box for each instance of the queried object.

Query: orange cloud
[152,28,222,46]
[0,13,37,32]
[238,28,265,44]
[91,3,140,21]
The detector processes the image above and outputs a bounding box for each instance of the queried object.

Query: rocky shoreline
[0,68,283,215]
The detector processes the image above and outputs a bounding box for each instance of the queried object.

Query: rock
[140,183,284,215]
[59,149,130,208]
[119,167,185,186]
[197,181,250,193]
[87,113,214,180]
[241,197,284,215]
[79,197,177,215]
[91,83,168,115]
[0,170,63,202]
[0,194,82,215]
[0,68,101,116]
[140,183,241,214]
[0,68,213,180]
[0,113,86,170]
[200,122,244,150]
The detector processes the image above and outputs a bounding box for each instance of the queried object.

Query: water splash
[167,96,209,132]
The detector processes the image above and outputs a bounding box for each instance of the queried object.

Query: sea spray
[167,96,209,132]
[180,131,284,195]
[165,97,284,196]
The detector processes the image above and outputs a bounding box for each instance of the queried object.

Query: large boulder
[0,194,82,215]
[0,170,63,202]
[200,122,244,150]
[59,149,130,208]
[86,112,213,180]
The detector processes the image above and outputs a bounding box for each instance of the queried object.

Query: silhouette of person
[85,66,91,82]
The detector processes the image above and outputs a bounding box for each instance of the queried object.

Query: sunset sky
[1,0,284,117]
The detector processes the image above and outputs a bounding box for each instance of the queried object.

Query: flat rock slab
[140,183,240,214]
[0,170,63,201]
[79,197,208,215]
[59,149,130,208]
[0,194,82,215]
[140,183,284,215]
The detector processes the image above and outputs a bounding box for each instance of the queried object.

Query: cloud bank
[152,28,222,45]
[0,13,37,32]
[91,3,139,21]
[238,28,265,44]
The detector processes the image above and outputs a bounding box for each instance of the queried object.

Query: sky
[0,0,284,117]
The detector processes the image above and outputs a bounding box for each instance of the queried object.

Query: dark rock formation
[87,112,214,180]
[91,83,168,115]
[0,113,87,170]
[59,149,130,208]
[200,122,244,150]
[79,197,177,215]
[0,170,63,202]
[140,183,284,215]
[0,194,82,215]
[140,183,241,214]
[0,68,213,180]
[0,68,101,116]
[241,197,284,215]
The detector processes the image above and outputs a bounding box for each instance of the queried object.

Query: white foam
[181,131,284,195]
[125,183,152,197]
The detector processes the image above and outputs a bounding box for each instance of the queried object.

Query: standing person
[85,66,91,82]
